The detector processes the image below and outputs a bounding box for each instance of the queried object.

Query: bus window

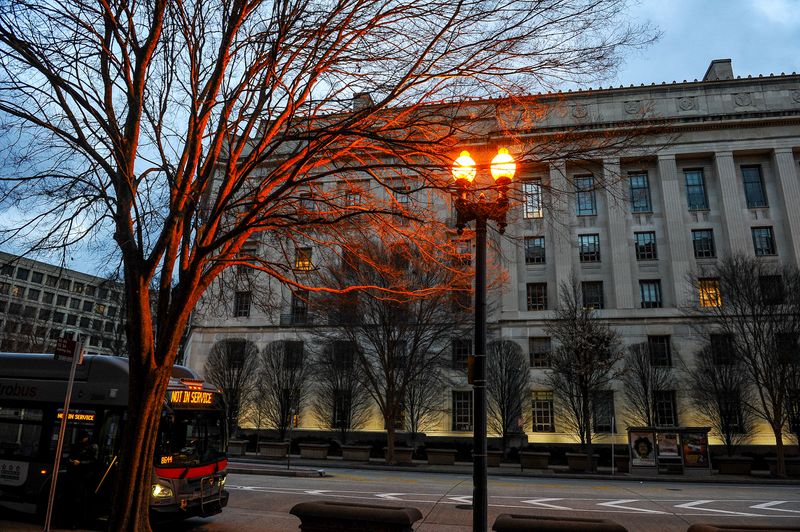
[156,411,225,467]
[0,407,43,459]
[50,409,96,458]
[98,412,121,462]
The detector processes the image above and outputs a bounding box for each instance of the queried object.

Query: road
[4,469,799,531]
[173,469,800,531]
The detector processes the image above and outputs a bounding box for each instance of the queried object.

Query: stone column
[549,161,572,308]
[658,155,693,306]
[714,151,750,254]
[773,148,800,267]
[603,158,634,309]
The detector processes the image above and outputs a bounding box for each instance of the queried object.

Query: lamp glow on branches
[490,148,516,185]
[452,150,477,185]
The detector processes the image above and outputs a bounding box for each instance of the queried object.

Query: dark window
[526,283,548,311]
[58,278,71,290]
[84,285,95,297]
[529,337,552,367]
[82,300,93,312]
[332,341,356,370]
[22,306,36,318]
[721,392,745,433]
[685,169,708,210]
[42,292,54,304]
[26,288,40,301]
[69,298,80,310]
[56,294,67,307]
[639,280,662,308]
[79,316,91,328]
[452,390,473,431]
[634,231,657,261]
[31,271,43,284]
[653,390,678,427]
[776,333,798,363]
[98,287,109,299]
[575,176,597,216]
[532,391,555,432]
[8,302,21,315]
[345,191,362,206]
[294,247,313,271]
[233,291,251,317]
[593,391,615,433]
[710,334,734,365]
[38,308,51,321]
[742,166,767,208]
[107,306,117,318]
[582,281,604,310]
[104,321,114,333]
[52,311,64,323]
[452,337,472,369]
[0,282,8,294]
[648,335,672,366]
[284,341,304,370]
[524,236,545,264]
[759,275,785,305]
[629,173,652,213]
[290,290,308,324]
[692,229,716,258]
[66,314,77,326]
[332,389,352,430]
[522,181,543,219]
[73,282,84,294]
[45,275,58,287]
[578,234,600,262]
[0,264,12,277]
[15,268,29,281]
[752,227,776,256]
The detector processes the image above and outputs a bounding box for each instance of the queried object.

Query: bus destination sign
[169,390,214,407]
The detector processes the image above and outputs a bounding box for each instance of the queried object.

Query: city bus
[0,353,229,524]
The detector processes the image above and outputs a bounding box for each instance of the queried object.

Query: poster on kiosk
[629,430,657,467]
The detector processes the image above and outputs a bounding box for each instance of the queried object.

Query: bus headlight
[151,483,173,499]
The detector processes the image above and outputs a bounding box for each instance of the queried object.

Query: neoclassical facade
[183,59,800,446]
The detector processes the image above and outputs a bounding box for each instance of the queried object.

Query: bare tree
[692,255,800,476]
[684,343,755,457]
[544,278,623,471]
[257,340,313,441]
[621,342,678,427]
[309,339,372,444]
[487,339,530,455]
[405,364,447,445]
[203,338,260,437]
[0,0,655,525]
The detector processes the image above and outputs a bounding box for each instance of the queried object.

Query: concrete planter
[384,446,414,465]
[493,513,626,532]
[257,441,288,459]
[299,443,330,460]
[486,450,503,467]
[566,452,599,472]
[227,439,248,456]
[714,456,753,475]
[341,445,372,462]
[614,454,630,474]
[426,448,457,465]
[519,451,550,470]
[291,501,422,532]
[766,456,800,476]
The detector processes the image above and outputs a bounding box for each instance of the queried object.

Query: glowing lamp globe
[452,150,477,184]
[490,148,515,183]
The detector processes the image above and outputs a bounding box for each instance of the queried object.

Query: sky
[616,0,800,86]
[4,0,800,277]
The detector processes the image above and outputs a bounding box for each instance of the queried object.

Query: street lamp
[451,148,515,532]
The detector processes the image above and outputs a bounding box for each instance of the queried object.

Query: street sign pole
[44,336,85,532]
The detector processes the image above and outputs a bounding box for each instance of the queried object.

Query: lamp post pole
[451,148,515,532]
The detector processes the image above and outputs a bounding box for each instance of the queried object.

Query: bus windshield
[156,410,226,467]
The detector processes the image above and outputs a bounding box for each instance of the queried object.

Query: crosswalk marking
[674,500,761,517]
[520,498,571,510]
[750,501,800,514]
[596,499,666,514]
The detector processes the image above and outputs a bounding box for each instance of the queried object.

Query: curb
[228,465,327,478]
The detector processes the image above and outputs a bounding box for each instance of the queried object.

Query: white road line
[520,498,572,510]
[750,501,800,514]
[596,499,666,514]
[448,495,472,505]
[375,493,405,500]
[304,489,331,496]
[674,500,762,517]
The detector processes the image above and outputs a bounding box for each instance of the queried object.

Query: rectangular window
[653,390,678,427]
[710,334,734,365]
[452,337,472,369]
[290,290,309,324]
[698,278,721,308]
[31,271,43,284]
[42,292,54,304]
[529,337,552,367]
[52,311,64,323]
[79,316,90,328]
[648,335,672,367]
[639,280,662,309]
[299,191,315,212]
[575,176,597,216]
[58,278,71,290]
[332,340,356,370]
[629,173,652,213]
[15,268,29,281]
[522,181,543,219]
[233,291,251,317]
[56,294,67,307]
[685,169,708,210]
[634,231,657,261]
[721,392,745,433]
[582,281,604,310]
[345,191,362,206]
[284,341,304,370]
[72,282,84,294]
[524,236,545,264]
[69,298,80,310]
[332,389,352,430]
[0,282,9,294]
[84,285,95,297]
[742,165,767,208]
[0,264,12,277]
[82,300,93,312]
[752,226,776,256]
[26,288,40,301]
[532,391,555,432]
[526,283,548,311]
[45,275,58,287]
[578,234,600,262]
[692,229,716,258]
[759,275,785,305]
[294,247,313,271]
[452,390,473,431]
[38,308,51,321]
[66,314,77,326]
[592,391,615,433]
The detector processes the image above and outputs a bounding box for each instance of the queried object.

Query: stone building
[0,251,126,355]
[182,59,800,446]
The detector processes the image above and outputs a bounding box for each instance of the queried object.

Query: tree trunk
[386,424,396,464]
[774,426,786,477]
[585,411,594,473]
[109,363,172,531]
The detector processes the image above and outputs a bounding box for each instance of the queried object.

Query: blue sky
[616,0,800,86]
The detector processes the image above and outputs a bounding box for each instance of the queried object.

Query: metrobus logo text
[170,390,213,405]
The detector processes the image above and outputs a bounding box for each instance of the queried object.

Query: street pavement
[3,467,800,531]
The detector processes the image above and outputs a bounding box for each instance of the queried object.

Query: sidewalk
[228,454,800,485]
